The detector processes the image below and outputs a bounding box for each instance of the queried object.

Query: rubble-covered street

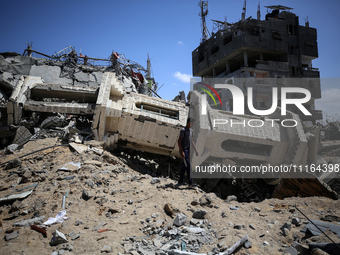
[0,138,340,255]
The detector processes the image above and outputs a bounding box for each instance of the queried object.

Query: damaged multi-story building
[192,4,322,122]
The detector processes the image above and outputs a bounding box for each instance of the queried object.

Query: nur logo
[199,84,312,116]
[197,83,222,115]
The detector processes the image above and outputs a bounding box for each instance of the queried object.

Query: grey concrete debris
[199,194,212,206]
[192,209,207,219]
[173,213,187,227]
[10,200,23,212]
[292,217,301,226]
[249,224,256,230]
[253,207,261,212]
[6,144,18,154]
[234,224,245,230]
[5,230,19,241]
[50,230,68,246]
[282,228,290,237]
[226,195,237,202]
[101,245,112,253]
[244,240,252,249]
[151,177,161,184]
[82,189,94,200]
[284,246,299,255]
[13,216,45,227]
[281,222,292,231]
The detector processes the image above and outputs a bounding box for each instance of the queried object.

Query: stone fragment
[11,200,23,212]
[151,178,160,184]
[101,245,112,253]
[234,225,245,230]
[173,213,187,227]
[164,203,180,218]
[50,230,68,246]
[153,238,162,248]
[5,230,19,241]
[191,199,199,206]
[244,241,252,249]
[190,218,202,225]
[226,195,237,202]
[192,209,207,219]
[253,207,261,212]
[6,144,18,154]
[282,228,290,237]
[262,241,270,246]
[249,224,256,230]
[199,194,212,206]
[292,217,300,226]
[217,241,225,248]
[82,189,94,201]
[281,222,292,231]
[283,246,299,255]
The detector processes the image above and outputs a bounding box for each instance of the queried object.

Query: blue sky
[1,0,339,117]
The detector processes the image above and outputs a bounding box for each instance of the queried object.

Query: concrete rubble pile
[0,49,339,200]
[0,140,339,254]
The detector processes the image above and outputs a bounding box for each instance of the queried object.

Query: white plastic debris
[58,162,81,172]
[43,210,68,225]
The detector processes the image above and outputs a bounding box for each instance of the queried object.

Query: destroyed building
[0,48,187,157]
[192,4,322,122]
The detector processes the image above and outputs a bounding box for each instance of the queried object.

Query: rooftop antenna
[198,0,210,42]
[257,1,261,20]
[224,16,228,30]
[304,16,309,27]
[146,53,151,79]
[242,0,246,20]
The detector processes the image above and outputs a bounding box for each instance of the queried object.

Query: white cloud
[174,71,192,83]
[315,88,340,118]
[177,41,184,45]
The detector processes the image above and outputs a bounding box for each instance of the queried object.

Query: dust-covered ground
[0,138,339,255]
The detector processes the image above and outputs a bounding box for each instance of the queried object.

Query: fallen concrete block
[50,230,68,246]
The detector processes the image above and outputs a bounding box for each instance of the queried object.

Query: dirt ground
[0,138,339,255]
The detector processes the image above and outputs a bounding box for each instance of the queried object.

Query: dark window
[136,102,179,120]
[211,45,219,55]
[198,53,204,63]
[272,32,283,40]
[223,35,232,45]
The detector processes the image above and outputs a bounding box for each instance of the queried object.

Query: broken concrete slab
[30,65,72,85]
[69,143,88,154]
[50,230,68,246]
[5,230,19,241]
[173,214,187,227]
[301,220,340,237]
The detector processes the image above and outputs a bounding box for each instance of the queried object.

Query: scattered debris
[43,210,67,225]
[30,225,47,237]
[50,230,68,246]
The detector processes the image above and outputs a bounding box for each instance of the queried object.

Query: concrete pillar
[244,51,248,67]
